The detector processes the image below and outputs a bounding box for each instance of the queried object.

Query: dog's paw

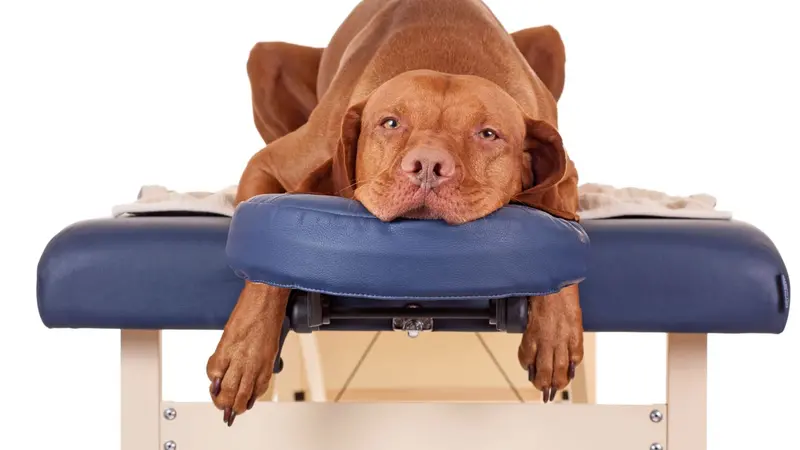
[206,329,277,426]
[518,286,584,403]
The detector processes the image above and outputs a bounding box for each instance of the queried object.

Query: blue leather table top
[37,199,791,334]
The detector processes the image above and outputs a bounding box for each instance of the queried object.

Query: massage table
[37,193,790,450]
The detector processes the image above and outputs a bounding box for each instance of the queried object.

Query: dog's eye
[381,117,400,129]
[478,128,499,140]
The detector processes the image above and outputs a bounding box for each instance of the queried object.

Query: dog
[207,0,583,425]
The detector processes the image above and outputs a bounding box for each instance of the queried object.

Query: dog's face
[340,70,565,225]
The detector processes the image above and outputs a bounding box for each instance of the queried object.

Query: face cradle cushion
[224,194,591,301]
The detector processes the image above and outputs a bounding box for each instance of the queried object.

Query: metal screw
[650,443,663,450]
[163,408,177,420]
[649,409,663,423]
[164,440,177,450]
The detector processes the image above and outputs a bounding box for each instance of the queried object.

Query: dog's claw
[568,362,575,381]
[527,365,536,382]
[211,378,221,396]
[542,387,550,403]
[549,386,557,402]
[223,407,232,424]
[227,411,236,427]
[247,395,257,410]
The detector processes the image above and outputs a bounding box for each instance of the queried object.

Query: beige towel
[577,183,732,220]
[111,185,239,217]
[112,183,732,220]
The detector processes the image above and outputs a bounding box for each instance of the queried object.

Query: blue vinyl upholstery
[226,194,589,300]
[37,197,791,334]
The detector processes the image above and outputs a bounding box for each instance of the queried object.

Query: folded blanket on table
[111,183,733,220]
[111,185,239,217]
[577,183,732,220]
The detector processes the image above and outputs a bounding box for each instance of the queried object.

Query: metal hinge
[392,304,433,338]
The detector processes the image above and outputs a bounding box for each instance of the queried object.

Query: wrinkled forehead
[364,71,524,129]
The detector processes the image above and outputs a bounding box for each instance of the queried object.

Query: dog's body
[208,0,583,424]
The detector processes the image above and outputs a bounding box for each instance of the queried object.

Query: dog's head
[328,70,571,224]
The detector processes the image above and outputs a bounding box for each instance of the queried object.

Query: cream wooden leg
[121,330,162,450]
[298,333,327,401]
[265,375,279,402]
[666,333,707,450]
[569,331,596,404]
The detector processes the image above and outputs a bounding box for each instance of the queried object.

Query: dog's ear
[296,99,366,197]
[330,99,367,198]
[514,117,580,221]
[247,42,322,144]
[511,25,566,102]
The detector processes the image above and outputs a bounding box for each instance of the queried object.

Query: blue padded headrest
[225,194,590,300]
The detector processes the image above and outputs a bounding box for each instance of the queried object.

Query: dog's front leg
[518,283,584,403]
[206,280,290,425]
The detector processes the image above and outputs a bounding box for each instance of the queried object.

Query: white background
[1,0,797,448]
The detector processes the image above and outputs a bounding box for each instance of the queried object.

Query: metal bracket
[392,304,433,338]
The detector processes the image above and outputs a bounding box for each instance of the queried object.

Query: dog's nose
[400,147,455,188]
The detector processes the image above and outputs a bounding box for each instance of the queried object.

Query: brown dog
[207,0,583,424]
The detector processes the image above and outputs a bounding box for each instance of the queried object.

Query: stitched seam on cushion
[245,203,548,222]
[246,196,539,221]
[247,202,391,220]
[237,275,584,300]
